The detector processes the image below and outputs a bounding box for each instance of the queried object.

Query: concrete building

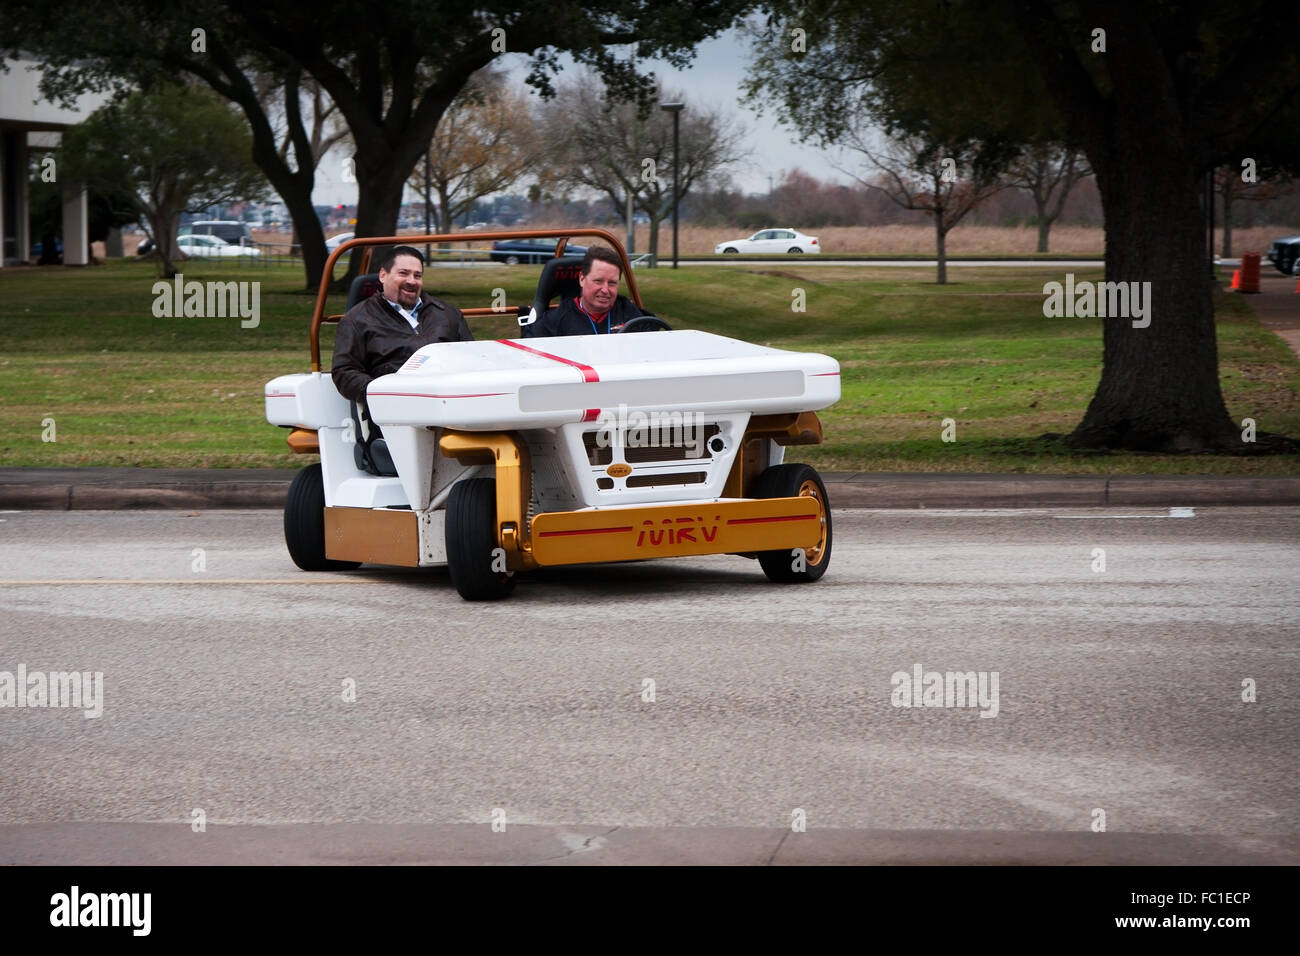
[0,57,110,267]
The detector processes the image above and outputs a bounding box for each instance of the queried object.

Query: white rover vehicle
[265,229,840,600]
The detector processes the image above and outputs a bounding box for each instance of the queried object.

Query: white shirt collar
[386,296,421,330]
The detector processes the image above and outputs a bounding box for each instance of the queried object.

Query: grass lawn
[0,257,1297,474]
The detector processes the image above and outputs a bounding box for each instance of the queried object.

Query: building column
[61,183,88,266]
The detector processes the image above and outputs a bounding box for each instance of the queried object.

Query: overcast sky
[311,26,857,206]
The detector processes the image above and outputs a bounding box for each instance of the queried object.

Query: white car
[325,232,354,252]
[715,228,820,255]
[178,234,262,258]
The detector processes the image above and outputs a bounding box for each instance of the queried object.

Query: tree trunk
[648,217,661,265]
[343,134,428,286]
[280,184,327,289]
[1221,179,1233,258]
[344,160,409,287]
[1070,152,1236,450]
[150,206,182,279]
[1035,195,1051,253]
[934,216,947,285]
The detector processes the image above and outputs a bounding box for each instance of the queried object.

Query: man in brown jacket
[331,245,473,402]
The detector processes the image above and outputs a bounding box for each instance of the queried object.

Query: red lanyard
[574,297,610,334]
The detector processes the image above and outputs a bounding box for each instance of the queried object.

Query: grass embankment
[0,258,1296,473]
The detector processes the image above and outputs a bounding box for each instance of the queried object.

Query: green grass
[1,258,1297,473]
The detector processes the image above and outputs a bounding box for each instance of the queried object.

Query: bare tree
[841,130,1005,283]
[1214,166,1295,258]
[254,71,349,174]
[406,71,540,234]
[253,70,350,248]
[546,77,747,260]
[1005,143,1090,252]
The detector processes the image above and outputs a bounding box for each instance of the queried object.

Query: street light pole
[660,102,684,269]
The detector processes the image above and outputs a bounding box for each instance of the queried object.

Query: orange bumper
[529,497,823,566]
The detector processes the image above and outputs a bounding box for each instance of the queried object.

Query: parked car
[136,237,154,256]
[1266,235,1300,275]
[178,234,262,258]
[714,228,820,255]
[325,232,354,252]
[490,238,587,265]
[182,220,255,247]
[31,237,62,259]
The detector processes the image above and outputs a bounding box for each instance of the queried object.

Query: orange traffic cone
[1229,269,1240,290]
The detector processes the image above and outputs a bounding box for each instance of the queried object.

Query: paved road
[1,507,1297,864]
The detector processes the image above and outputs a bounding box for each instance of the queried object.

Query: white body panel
[266,330,837,554]
[365,330,839,432]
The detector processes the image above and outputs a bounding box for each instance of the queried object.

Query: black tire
[445,477,516,601]
[284,463,361,572]
[505,254,521,265]
[723,247,739,254]
[750,463,831,583]
[787,247,803,254]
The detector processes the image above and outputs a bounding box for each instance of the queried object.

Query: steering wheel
[614,315,673,333]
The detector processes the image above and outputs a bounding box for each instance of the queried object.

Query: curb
[2,469,1299,510]
[825,473,1300,508]
[0,822,1295,865]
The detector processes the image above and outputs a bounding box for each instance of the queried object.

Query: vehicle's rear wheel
[505,254,520,265]
[284,463,361,572]
[445,477,516,601]
[750,463,831,583]
[787,247,803,254]
[723,247,739,254]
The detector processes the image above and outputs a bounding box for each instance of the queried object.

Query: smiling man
[536,246,655,336]
[332,245,472,402]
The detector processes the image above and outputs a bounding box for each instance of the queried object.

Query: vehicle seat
[522,258,585,337]
[346,273,383,311]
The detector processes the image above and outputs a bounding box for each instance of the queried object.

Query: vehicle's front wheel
[445,477,516,601]
[750,464,831,583]
[505,254,521,265]
[284,463,361,572]
[722,247,739,254]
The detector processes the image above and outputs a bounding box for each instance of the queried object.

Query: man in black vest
[331,245,473,402]
[536,246,654,336]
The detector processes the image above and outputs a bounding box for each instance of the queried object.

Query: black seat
[522,258,585,337]
[345,273,383,311]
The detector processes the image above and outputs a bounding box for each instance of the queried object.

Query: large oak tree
[745,0,1300,451]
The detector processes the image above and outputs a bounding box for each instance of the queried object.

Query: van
[182,220,255,247]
